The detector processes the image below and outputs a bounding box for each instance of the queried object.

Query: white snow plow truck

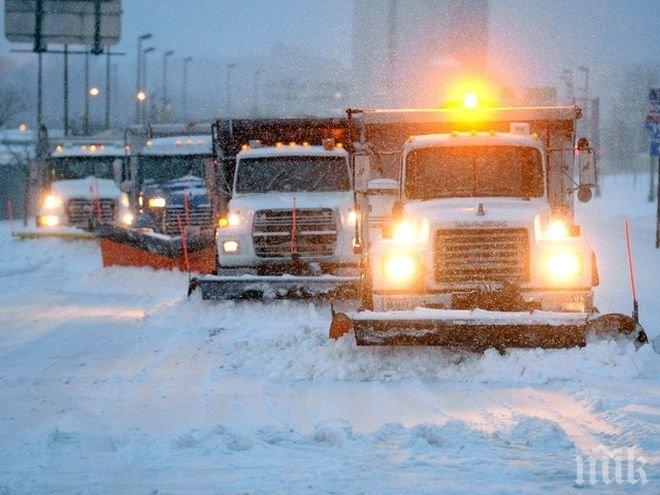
[329,103,647,350]
[23,138,132,239]
[190,118,359,299]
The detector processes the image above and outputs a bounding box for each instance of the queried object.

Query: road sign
[4,0,122,49]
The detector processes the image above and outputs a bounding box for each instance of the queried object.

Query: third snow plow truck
[190,118,359,299]
[329,103,647,350]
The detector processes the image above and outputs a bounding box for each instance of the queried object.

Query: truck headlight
[120,212,134,226]
[39,215,59,227]
[392,218,429,243]
[148,196,166,208]
[219,212,241,228]
[223,240,239,253]
[43,194,62,209]
[383,253,421,284]
[544,249,583,281]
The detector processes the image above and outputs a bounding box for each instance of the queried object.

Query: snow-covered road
[0,174,658,494]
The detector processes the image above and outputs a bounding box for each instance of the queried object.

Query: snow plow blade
[93,222,216,274]
[14,227,95,240]
[189,274,359,300]
[330,309,646,350]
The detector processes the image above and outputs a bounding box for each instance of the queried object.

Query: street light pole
[105,49,111,129]
[84,50,90,134]
[135,33,152,124]
[63,44,69,135]
[226,62,237,116]
[141,46,155,123]
[182,56,192,120]
[162,50,174,112]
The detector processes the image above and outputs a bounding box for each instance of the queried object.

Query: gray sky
[3,0,659,78]
[1,0,659,123]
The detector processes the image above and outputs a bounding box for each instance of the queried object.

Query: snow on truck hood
[230,190,353,212]
[50,176,120,199]
[405,197,549,227]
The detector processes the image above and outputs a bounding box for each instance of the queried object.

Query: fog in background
[1,0,659,170]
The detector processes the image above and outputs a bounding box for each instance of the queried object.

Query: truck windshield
[47,156,116,181]
[235,156,350,193]
[138,154,207,185]
[405,146,544,200]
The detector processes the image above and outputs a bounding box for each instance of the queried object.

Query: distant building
[352,0,489,106]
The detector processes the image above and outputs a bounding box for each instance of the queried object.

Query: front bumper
[373,289,594,313]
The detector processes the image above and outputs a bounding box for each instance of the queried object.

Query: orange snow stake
[183,193,191,228]
[177,214,191,273]
[624,219,639,324]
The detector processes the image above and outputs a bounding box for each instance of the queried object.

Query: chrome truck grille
[252,208,337,259]
[67,198,116,226]
[434,228,530,284]
[163,206,213,235]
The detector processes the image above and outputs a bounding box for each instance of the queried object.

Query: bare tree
[0,86,27,127]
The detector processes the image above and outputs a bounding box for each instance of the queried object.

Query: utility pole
[142,46,155,123]
[63,44,69,135]
[84,50,90,134]
[226,62,237,116]
[182,56,192,120]
[105,49,111,129]
[162,50,174,113]
[135,33,152,124]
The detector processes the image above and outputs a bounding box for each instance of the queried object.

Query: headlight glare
[383,253,420,284]
[544,250,583,281]
[44,194,62,209]
[39,215,59,227]
[121,212,134,225]
[544,219,569,240]
[148,196,166,208]
[392,217,429,243]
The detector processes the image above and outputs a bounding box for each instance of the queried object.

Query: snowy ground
[0,174,658,494]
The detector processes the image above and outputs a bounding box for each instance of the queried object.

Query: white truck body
[37,141,131,229]
[217,144,358,271]
[367,130,596,314]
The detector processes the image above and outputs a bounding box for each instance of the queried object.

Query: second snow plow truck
[329,101,647,350]
[190,118,359,299]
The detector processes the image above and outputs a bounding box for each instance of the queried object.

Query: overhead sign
[647,88,660,157]
[4,0,122,48]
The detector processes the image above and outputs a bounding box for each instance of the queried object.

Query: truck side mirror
[577,137,596,189]
[353,153,370,193]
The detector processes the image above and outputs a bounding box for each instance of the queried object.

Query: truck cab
[369,125,597,313]
[217,141,358,274]
[134,135,213,235]
[37,140,132,229]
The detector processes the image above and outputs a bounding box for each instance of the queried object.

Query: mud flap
[189,274,359,300]
[331,309,648,351]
